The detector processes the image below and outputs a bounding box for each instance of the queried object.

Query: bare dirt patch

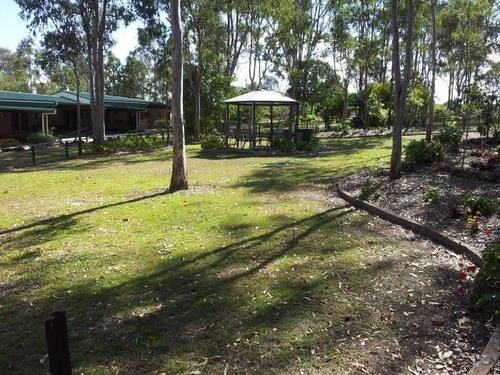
[338,214,498,374]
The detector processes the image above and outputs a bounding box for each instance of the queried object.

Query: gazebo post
[224,103,229,148]
[252,102,257,149]
[236,104,241,148]
[270,105,274,145]
[295,103,300,137]
[288,104,293,141]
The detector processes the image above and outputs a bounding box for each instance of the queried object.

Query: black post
[252,102,257,148]
[45,311,72,375]
[236,104,241,148]
[31,145,36,165]
[64,142,69,160]
[295,103,300,140]
[225,103,230,148]
[270,105,274,144]
[78,138,83,156]
[161,129,165,142]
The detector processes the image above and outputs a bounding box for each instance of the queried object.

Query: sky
[0,0,454,102]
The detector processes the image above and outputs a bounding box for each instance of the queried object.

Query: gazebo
[223,90,300,148]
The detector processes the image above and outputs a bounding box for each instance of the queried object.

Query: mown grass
[1,137,417,374]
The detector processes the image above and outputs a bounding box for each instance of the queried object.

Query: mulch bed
[343,216,497,374]
[341,164,499,254]
[333,148,499,373]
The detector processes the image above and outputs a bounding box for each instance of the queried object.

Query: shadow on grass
[0,206,368,374]
[0,203,482,374]
[0,148,172,173]
[232,155,389,194]
[191,137,393,162]
[0,190,168,237]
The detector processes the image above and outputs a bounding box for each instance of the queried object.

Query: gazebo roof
[224,90,299,105]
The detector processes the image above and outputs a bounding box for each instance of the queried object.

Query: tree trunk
[342,77,349,121]
[76,80,82,137]
[194,83,201,141]
[169,0,188,191]
[426,0,436,142]
[390,0,407,179]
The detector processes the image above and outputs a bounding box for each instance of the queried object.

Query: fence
[0,129,171,170]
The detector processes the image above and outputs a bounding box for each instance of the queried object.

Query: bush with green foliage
[200,133,225,150]
[100,135,165,153]
[153,118,168,129]
[463,194,498,216]
[27,132,56,144]
[272,136,318,152]
[423,188,441,204]
[331,121,351,135]
[0,138,20,148]
[472,242,500,322]
[359,179,381,200]
[296,138,319,152]
[367,91,389,128]
[436,122,463,151]
[272,137,295,152]
[403,139,444,170]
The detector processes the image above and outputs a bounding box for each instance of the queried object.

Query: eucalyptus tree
[38,27,87,136]
[16,0,128,147]
[170,0,188,191]
[183,0,220,141]
[390,0,414,179]
[104,51,122,95]
[268,0,329,101]
[222,0,250,81]
[328,0,356,120]
[134,1,172,103]
[246,0,275,90]
[438,0,493,107]
[0,42,34,92]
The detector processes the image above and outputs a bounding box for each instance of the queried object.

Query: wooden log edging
[336,183,483,268]
[468,326,500,375]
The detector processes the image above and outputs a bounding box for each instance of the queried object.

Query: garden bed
[341,157,499,254]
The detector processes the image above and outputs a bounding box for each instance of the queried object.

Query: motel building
[0,90,170,140]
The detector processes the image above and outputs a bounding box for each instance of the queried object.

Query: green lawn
[1,137,418,374]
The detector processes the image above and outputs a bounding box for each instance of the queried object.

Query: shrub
[200,133,224,150]
[367,91,389,129]
[100,135,165,153]
[403,140,444,171]
[423,188,441,204]
[470,152,498,170]
[331,121,351,135]
[27,132,56,144]
[272,136,295,152]
[436,123,463,151]
[471,242,500,322]
[360,179,381,200]
[153,118,168,129]
[0,138,19,148]
[463,194,498,216]
[295,138,319,152]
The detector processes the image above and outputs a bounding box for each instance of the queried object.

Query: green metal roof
[0,91,57,112]
[0,90,166,112]
[53,91,149,111]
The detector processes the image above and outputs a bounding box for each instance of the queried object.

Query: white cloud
[111,22,141,62]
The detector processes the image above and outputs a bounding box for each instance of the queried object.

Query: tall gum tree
[16,0,126,147]
[170,0,188,191]
[389,0,414,179]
